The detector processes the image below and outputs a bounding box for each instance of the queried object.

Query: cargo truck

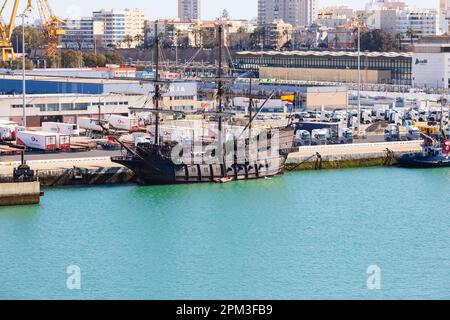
[42,122,80,136]
[385,124,401,142]
[77,117,108,132]
[311,129,330,145]
[295,122,339,144]
[406,126,421,141]
[293,130,311,147]
[16,131,57,151]
[105,115,139,132]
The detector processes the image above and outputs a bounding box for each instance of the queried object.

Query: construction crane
[0,0,64,63]
[35,0,65,63]
[0,0,31,61]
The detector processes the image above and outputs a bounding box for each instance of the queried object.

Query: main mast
[217,24,224,163]
[154,22,161,145]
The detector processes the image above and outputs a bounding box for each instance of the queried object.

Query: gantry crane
[0,0,64,63]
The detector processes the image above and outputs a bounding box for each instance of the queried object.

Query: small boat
[215,177,234,184]
[398,134,450,168]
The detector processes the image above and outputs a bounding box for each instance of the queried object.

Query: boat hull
[398,154,450,168]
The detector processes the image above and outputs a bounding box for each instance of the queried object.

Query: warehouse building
[0,76,198,126]
[234,50,413,85]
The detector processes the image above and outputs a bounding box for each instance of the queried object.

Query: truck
[311,129,330,145]
[49,133,71,150]
[384,124,401,142]
[16,131,57,151]
[0,125,15,141]
[42,122,80,136]
[295,122,339,144]
[338,128,354,144]
[360,110,373,124]
[77,117,107,132]
[293,130,311,147]
[406,126,421,141]
[105,115,139,131]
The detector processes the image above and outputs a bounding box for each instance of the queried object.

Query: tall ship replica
[112,25,295,185]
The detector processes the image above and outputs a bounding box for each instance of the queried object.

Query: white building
[366,7,441,41]
[178,0,201,21]
[93,8,146,48]
[258,0,317,27]
[61,17,104,49]
[412,41,450,89]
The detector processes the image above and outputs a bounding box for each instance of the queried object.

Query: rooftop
[235,50,413,59]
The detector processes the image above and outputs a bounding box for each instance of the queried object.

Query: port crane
[0,0,64,62]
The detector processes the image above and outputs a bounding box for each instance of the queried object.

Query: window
[61,103,74,111]
[74,103,89,110]
[47,104,59,112]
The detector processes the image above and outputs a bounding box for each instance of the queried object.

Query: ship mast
[154,22,161,145]
[217,24,224,162]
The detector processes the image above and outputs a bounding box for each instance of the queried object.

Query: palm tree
[134,34,144,47]
[124,35,134,49]
[406,27,416,46]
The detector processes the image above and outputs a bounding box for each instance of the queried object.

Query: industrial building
[0,76,198,126]
[234,50,413,84]
[412,37,450,89]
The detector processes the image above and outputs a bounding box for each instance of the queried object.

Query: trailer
[42,122,80,136]
[52,133,71,150]
[0,125,15,141]
[77,117,106,132]
[16,131,57,151]
[105,115,139,132]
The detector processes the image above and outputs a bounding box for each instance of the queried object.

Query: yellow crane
[0,0,64,63]
[0,0,31,61]
[35,0,65,63]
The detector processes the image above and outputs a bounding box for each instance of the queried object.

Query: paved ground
[0,149,122,162]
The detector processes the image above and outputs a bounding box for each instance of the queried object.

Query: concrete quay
[0,181,41,206]
[0,157,134,187]
[287,141,423,170]
[0,141,424,187]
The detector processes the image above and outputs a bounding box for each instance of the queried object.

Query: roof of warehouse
[235,50,413,59]
[0,74,135,84]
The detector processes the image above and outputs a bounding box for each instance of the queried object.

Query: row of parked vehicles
[293,122,354,147]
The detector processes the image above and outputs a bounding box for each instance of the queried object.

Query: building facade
[412,38,450,89]
[258,0,317,27]
[93,8,146,48]
[178,0,201,21]
[234,50,412,84]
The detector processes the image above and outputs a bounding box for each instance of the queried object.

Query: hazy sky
[47,0,439,20]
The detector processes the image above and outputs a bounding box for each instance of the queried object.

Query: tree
[61,50,83,68]
[358,29,396,52]
[11,26,45,56]
[124,35,134,48]
[134,34,144,47]
[83,53,106,67]
[105,51,124,65]
[406,27,417,46]
[221,9,230,20]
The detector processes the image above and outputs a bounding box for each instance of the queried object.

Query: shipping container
[52,133,71,150]
[105,115,139,131]
[42,122,80,136]
[16,131,57,151]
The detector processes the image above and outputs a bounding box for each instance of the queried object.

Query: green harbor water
[0,167,449,300]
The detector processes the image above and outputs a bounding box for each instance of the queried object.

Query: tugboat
[398,131,450,168]
[111,25,295,185]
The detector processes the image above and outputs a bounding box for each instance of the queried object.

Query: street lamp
[19,11,28,128]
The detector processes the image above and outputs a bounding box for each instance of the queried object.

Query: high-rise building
[93,8,146,48]
[178,0,201,21]
[258,0,317,27]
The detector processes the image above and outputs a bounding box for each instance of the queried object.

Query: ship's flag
[281,94,295,103]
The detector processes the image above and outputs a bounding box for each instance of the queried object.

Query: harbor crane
[0,0,64,62]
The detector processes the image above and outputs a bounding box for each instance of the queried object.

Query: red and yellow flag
[281,94,295,103]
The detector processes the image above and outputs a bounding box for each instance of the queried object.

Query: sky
[43,0,440,20]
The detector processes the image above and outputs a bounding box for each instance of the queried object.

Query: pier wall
[286,141,422,171]
[0,181,41,206]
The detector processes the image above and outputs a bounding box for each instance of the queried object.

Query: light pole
[20,12,27,128]
[357,25,361,135]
